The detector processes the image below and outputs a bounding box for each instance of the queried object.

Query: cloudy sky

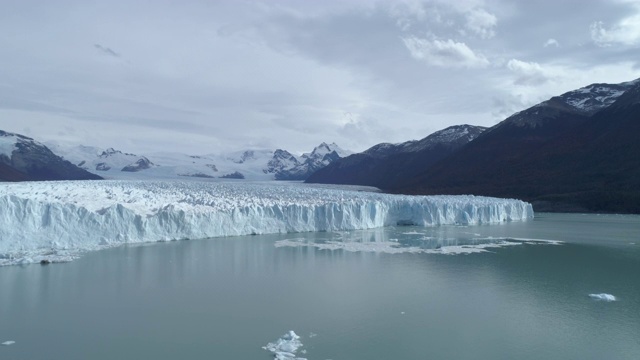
[1,0,640,155]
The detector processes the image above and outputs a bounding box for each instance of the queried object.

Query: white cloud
[3,0,640,155]
[388,1,445,32]
[506,59,551,86]
[402,36,489,68]
[465,8,497,39]
[590,21,613,46]
[389,0,428,22]
[543,38,560,47]
[590,11,640,46]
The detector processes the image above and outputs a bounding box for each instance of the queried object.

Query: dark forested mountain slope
[306,125,486,189]
[0,130,102,182]
[397,79,640,213]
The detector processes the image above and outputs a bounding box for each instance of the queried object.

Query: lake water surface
[1,213,639,359]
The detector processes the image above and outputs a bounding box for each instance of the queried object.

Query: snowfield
[0,180,533,265]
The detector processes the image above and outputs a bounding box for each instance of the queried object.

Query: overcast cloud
[1,0,639,155]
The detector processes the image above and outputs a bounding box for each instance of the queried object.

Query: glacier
[0,180,533,265]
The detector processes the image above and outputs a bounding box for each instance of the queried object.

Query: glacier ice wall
[0,180,533,264]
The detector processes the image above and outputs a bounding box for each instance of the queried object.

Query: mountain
[47,145,141,173]
[276,142,352,180]
[396,78,640,213]
[265,149,301,174]
[47,142,350,181]
[0,130,102,182]
[306,125,486,188]
[121,156,155,172]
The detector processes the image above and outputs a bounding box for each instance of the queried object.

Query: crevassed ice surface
[0,180,533,264]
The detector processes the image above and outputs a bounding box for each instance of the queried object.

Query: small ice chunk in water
[263,331,307,360]
[589,293,616,301]
[1,341,15,346]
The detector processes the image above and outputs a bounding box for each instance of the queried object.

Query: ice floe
[589,293,617,302]
[275,237,558,255]
[263,331,307,360]
[1,341,15,346]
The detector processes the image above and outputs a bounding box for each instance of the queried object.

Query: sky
[1,0,640,155]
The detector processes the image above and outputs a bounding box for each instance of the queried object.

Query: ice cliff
[0,181,533,264]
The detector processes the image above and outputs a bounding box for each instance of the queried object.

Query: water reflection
[0,213,639,360]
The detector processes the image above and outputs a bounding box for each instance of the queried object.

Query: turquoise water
[1,213,639,359]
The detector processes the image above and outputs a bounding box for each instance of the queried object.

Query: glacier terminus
[0,180,533,265]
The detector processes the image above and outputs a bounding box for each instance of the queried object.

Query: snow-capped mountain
[306,125,486,188]
[45,142,351,181]
[395,77,640,214]
[265,149,300,174]
[48,145,142,173]
[364,125,486,157]
[0,130,101,182]
[276,142,352,180]
[562,79,640,114]
[501,79,640,129]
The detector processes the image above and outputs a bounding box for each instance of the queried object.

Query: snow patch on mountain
[0,132,20,158]
[404,125,486,152]
[1,131,47,159]
[363,125,486,156]
[562,82,635,114]
[501,78,640,129]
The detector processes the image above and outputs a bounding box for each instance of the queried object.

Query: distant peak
[100,147,138,158]
[558,79,638,114]
[427,124,486,141]
[0,129,34,141]
[315,142,343,151]
[619,77,640,86]
[308,142,351,158]
[100,148,122,157]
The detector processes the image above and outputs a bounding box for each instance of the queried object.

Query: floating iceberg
[263,331,306,360]
[589,293,616,302]
[0,180,533,265]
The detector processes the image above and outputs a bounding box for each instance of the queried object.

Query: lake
[1,213,639,359]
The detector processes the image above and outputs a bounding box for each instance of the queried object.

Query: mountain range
[3,77,639,213]
[0,135,351,182]
[0,130,101,181]
[306,124,486,189]
[308,78,640,214]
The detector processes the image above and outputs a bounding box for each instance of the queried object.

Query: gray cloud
[1,0,639,155]
[402,36,489,68]
[506,59,550,86]
[590,15,640,47]
[464,8,497,39]
[94,44,121,57]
